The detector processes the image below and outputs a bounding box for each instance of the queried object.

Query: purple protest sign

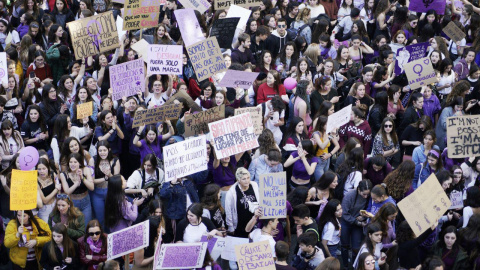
[218,70,260,89]
[153,227,163,269]
[157,242,208,269]
[107,220,149,260]
[409,0,446,15]
[110,58,145,101]
[395,42,429,74]
[200,235,218,253]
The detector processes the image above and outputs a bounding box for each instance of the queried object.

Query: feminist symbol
[23,155,33,167]
[415,221,422,231]
[413,64,423,76]
[86,20,102,52]
[424,214,431,224]
[433,205,441,212]
[441,198,447,207]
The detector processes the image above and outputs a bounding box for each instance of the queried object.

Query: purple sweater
[422,94,441,125]
[109,199,138,233]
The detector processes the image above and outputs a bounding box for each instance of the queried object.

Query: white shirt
[322,221,341,245]
[343,171,362,195]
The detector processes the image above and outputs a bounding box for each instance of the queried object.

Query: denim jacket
[160,178,200,220]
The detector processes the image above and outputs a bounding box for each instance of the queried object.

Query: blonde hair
[235,167,250,181]
[303,43,320,65]
[296,8,310,23]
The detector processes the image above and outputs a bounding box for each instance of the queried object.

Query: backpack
[287,22,309,40]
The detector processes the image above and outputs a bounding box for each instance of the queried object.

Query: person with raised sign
[145,75,174,108]
[70,87,98,125]
[175,203,220,243]
[284,140,318,189]
[94,111,124,157]
[5,210,52,270]
[245,209,277,258]
[133,122,174,164]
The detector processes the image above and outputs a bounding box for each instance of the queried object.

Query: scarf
[86,237,102,254]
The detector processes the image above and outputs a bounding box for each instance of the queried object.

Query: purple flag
[395,42,429,75]
[409,0,446,15]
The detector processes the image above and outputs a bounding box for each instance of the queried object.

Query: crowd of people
[0,0,479,269]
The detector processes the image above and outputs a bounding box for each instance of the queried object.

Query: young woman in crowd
[78,219,108,270]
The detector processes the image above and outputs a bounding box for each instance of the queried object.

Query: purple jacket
[454,59,469,81]
[441,148,467,171]
[109,199,138,233]
[422,94,441,125]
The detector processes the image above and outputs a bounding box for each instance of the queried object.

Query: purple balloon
[284,77,297,90]
[19,146,39,171]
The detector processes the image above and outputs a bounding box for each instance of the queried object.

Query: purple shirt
[109,199,138,233]
[422,94,441,125]
[291,152,319,180]
[139,135,163,162]
[212,158,237,187]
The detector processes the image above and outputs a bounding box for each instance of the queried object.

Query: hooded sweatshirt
[265,29,293,59]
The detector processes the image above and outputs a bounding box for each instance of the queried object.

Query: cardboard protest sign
[178,0,210,14]
[215,0,262,9]
[147,45,183,75]
[235,107,263,135]
[0,52,7,85]
[163,89,203,112]
[187,37,227,82]
[446,115,480,158]
[132,104,183,128]
[234,241,275,270]
[210,18,240,49]
[76,101,93,120]
[395,42,429,74]
[110,58,145,101]
[226,5,252,29]
[219,70,260,89]
[107,220,149,260]
[153,227,163,270]
[163,136,208,182]
[409,0,446,14]
[449,191,463,210]
[10,170,37,210]
[175,9,205,47]
[131,39,149,62]
[327,104,352,133]
[67,12,119,60]
[259,172,287,219]
[123,0,161,31]
[209,112,259,159]
[200,235,226,261]
[398,174,451,237]
[221,236,249,261]
[443,21,466,43]
[184,105,225,137]
[156,242,208,269]
[405,57,436,90]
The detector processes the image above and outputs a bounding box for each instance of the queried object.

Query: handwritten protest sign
[210,18,240,48]
[67,12,119,60]
[178,0,210,14]
[215,0,262,9]
[259,172,287,219]
[156,242,208,269]
[163,90,202,112]
[187,37,227,82]
[235,241,275,270]
[131,39,149,62]
[221,236,249,261]
[123,0,161,31]
[110,58,145,101]
[175,9,205,47]
[409,0,446,14]
[10,170,37,210]
[132,104,183,128]
[449,191,463,210]
[76,101,93,120]
[219,70,260,89]
[443,21,466,43]
[446,115,480,158]
[398,174,451,237]
[107,220,149,260]
[153,227,163,270]
[200,235,226,261]
[226,5,252,29]
[395,42,429,74]
[163,136,208,182]
[209,113,259,159]
[184,105,225,137]
[0,52,7,85]
[147,45,183,75]
[405,57,436,90]
[235,107,263,135]
[327,104,352,133]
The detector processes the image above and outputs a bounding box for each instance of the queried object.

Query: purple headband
[429,150,439,158]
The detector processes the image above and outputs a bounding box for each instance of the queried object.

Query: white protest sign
[178,0,210,14]
[327,104,352,133]
[218,70,260,89]
[116,16,127,40]
[147,45,183,75]
[175,9,205,47]
[449,191,464,209]
[131,39,149,62]
[107,220,149,260]
[163,136,208,182]
[0,52,7,85]
[221,236,249,261]
[226,5,251,29]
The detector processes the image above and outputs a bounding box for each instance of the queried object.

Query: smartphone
[29,71,35,78]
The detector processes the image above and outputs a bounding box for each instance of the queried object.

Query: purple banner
[157,242,208,269]
[395,42,429,75]
[409,0,446,15]
[107,220,149,260]
[200,235,218,253]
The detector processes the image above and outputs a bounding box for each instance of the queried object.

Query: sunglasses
[384,124,393,128]
[277,25,286,28]
[88,231,101,236]
[56,194,69,199]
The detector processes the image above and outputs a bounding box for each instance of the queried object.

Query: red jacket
[78,235,108,270]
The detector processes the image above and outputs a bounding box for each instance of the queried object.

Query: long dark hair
[371,203,398,238]
[458,214,480,261]
[60,137,87,168]
[337,147,364,182]
[281,117,306,147]
[48,224,76,263]
[364,222,382,255]
[15,210,49,236]
[318,199,341,232]
[201,184,224,214]
[104,175,126,228]
[42,83,64,116]
[52,114,70,143]
[287,186,309,208]
[94,140,114,174]
[437,226,460,252]
[279,41,298,67]
[25,105,47,132]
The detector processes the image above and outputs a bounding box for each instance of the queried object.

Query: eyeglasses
[384,124,393,128]
[56,194,69,199]
[365,260,376,265]
[277,24,286,28]
[88,231,101,236]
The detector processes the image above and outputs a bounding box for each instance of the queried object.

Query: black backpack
[287,22,310,40]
